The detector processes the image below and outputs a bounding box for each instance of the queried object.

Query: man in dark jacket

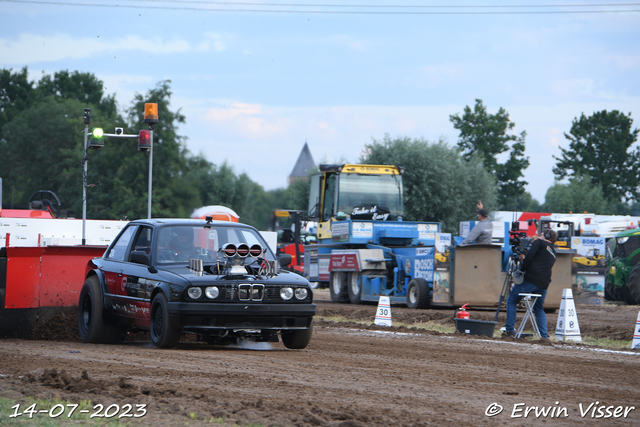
[504,230,558,339]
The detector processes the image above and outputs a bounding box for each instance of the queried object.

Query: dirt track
[1,291,639,426]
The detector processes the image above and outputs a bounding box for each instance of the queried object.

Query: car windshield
[156,225,274,264]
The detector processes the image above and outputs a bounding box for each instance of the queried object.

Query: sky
[1,0,639,205]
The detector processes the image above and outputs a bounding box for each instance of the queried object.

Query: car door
[119,226,156,328]
[102,225,138,318]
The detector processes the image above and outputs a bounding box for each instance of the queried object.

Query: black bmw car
[78,218,316,349]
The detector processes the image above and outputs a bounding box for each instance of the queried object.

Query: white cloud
[0,33,225,65]
[197,32,228,52]
[203,102,291,138]
[327,34,369,52]
[546,127,563,149]
[551,79,595,97]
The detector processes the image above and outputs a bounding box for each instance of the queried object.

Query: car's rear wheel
[329,272,349,303]
[628,263,640,305]
[281,321,313,349]
[150,293,182,348]
[78,276,126,344]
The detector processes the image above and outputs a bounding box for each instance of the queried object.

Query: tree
[500,191,542,212]
[281,177,312,212]
[0,70,277,226]
[36,70,118,117]
[360,134,497,233]
[0,67,35,137]
[87,80,200,219]
[0,97,92,212]
[553,110,640,202]
[541,175,608,214]
[449,99,529,209]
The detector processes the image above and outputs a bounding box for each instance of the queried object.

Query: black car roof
[127,218,256,229]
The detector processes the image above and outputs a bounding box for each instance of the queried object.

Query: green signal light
[92,128,104,138]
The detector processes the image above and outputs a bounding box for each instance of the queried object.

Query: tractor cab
[307,164,404,241]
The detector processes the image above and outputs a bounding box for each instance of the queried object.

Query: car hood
[164,266,310,286]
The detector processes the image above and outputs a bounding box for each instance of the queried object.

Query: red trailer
[0,245,107,336]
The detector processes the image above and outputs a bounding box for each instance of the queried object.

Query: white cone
[632,311,640,350]
[555,288,582,342]
[375,296,392,327]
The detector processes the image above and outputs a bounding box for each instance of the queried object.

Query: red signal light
[138,130,151,151]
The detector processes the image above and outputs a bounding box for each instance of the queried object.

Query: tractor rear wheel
[605,277,616,301]
[628,263,640,305]
[406,278,430,309]
[616,285,634,305]
[329,272,349,303]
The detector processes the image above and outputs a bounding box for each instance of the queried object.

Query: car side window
[106,226,137,261]
[129,227,153,263]
[132,227,153,254]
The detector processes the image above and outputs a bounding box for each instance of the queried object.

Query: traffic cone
[375,296,392,326]
[555,288,582,342]
[632,311,640,350]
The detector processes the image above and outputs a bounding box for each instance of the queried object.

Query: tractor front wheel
[329,272,349,303]
[406,278,430,309]
[348,272,363,304]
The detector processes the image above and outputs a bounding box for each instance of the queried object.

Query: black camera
[509,222,530,257]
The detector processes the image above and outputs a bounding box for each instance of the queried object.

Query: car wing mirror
[277,254,292,268]
[130,250,151,266]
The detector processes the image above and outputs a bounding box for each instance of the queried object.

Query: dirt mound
[31,310,82,342]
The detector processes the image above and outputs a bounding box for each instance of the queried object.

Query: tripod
[494,254,521,322]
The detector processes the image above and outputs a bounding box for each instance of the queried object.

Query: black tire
[617,283,634,305]
[329,272,349,303]
[78,276,126,344]
[281,321,313,349]
[348,272,363,304]
[406,278,430,309]
[628,264,640,305]
[150,293,182,348]
[605,277,616,301]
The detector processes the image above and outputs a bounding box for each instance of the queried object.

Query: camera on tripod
[509,221,530,257]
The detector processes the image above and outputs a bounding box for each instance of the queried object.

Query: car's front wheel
[281,321,313,349]
[78,276,126,344]
[150,293,182,348]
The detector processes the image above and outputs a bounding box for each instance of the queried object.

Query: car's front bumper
[167,302,316,330]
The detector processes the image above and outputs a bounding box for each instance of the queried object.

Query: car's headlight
[295,287,308,300]
[280,287,294,300]
[205,286,219,299]
[187,287,202,299]
[617,237,629,244]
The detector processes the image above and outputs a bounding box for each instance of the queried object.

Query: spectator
[460,201,493,246]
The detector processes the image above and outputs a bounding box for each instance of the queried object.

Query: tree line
[1,67,638,234]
